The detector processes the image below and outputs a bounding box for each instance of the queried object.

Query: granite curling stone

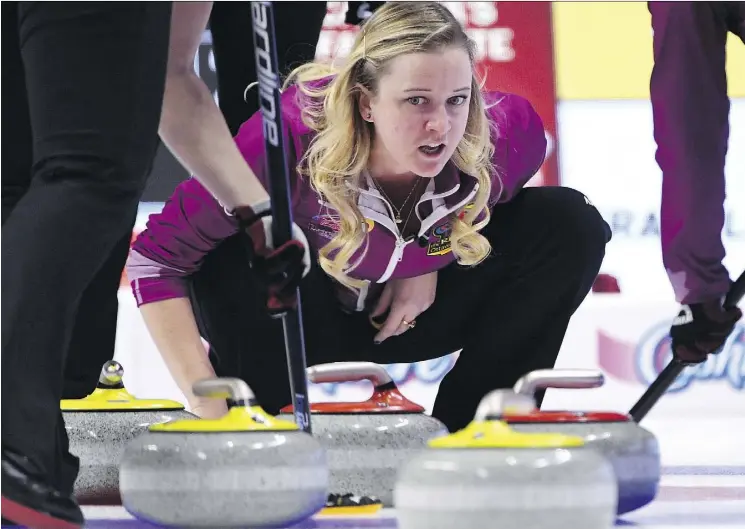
[394,389,618,529]
[61,360,194,505]
[278,362,448,506]
[119,377,328,528]
[499,368,661,515]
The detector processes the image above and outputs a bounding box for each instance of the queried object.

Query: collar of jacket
[343,162,480,240]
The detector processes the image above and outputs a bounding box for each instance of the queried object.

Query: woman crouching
[126,2,610,432]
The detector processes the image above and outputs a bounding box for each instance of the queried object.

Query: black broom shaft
[250,1,312,434]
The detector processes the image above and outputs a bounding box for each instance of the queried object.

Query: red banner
[316,2,560,187]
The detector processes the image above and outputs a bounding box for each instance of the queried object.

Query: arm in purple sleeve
[127,178,239,306]
[485,92,547,205]
[649,1,733,304]
[127,88,305,306]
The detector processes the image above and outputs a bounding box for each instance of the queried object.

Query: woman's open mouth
[418,143,446,157]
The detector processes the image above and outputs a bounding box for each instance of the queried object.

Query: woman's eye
[449,95,468,106]
[407,96,426,106]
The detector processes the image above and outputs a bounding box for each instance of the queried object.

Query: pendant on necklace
[395,217,402,224]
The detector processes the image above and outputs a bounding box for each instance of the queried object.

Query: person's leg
[190,233,358,415]
[1,2,172,525]
[62,226,136,399]
[648,1,732,304]
[272,2,328,75]
[3,0,143,405]
[209,1,328,135]
[725,1,745,42]
[327,187,609,432]
[2,0,138,402]
[427,187,610,432]
[1,1,33,227]
[345,2,386,25]
[190,187,609,431]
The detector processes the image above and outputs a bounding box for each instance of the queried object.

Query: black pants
[0,2,159,401]
[1,1,171,494]
[191,187,611,433]
[0,2,326,402]
[209,1,329,135]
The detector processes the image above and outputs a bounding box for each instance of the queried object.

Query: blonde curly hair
[284,2,497,292]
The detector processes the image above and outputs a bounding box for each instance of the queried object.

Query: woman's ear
[357,84,374,122]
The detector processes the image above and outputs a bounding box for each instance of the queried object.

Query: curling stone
[61,360,194,505]
[497,368,661,515]
[120,377,328,528]
[278,362,449,506]
[394,390,618,529]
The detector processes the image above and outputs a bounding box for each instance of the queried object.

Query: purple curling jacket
[127,85,547,312]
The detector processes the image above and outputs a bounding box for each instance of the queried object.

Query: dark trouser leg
[2,3,135,403]
[209,1,328,135]
[730,1,745,40]
[0,3,33,227]
[62,228,135,399]
[430,187,610,432]
[1,1,172,496]
[190,235,354,415]
[190,187,609,432]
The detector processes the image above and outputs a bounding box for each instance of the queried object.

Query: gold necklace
[374,177,421,224]
[397,194,418,234]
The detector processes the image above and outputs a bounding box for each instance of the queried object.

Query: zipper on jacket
[318,177,479,285]
[377,234,415,281]
[318,196,412,284]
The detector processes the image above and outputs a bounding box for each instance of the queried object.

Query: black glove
[234,207,311,317]
[669,298,742,364]
[345,1,385,25]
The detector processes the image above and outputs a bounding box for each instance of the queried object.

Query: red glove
[233,204,311,317]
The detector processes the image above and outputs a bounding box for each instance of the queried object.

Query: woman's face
[361,47,473,180]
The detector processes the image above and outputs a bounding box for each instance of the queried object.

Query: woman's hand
[189,397,229,419]
[370,271,438,344]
